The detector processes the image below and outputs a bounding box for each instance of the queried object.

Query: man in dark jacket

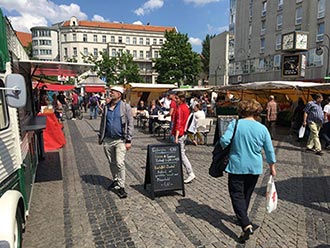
[98,86,134,198]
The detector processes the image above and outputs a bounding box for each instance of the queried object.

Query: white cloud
[92,15,109,22]
[207,24,228,34]
[134,0,164,16]
[132,21,143,25]
[189,37,202,46]
[183,0,220,6]
[0,0,88,32]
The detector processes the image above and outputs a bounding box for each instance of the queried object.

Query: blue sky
[0,0,229,53]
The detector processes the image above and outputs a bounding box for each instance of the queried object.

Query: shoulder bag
[209,119,238,178]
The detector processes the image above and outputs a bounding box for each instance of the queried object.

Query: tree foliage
[82,51,142,85]
[154,30,201,86]
[201,34,215,79]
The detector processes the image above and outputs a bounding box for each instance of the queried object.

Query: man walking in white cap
[98,86,134,198]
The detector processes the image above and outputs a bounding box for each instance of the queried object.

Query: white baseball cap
[111,86,124,94]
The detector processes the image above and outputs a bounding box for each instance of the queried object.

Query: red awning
[85,86,105,93]
[33,82,75,91]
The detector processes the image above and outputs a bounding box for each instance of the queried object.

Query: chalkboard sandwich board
[144,144,185,199]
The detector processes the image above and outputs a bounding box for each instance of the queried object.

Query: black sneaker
[117,187,127,198]
[238,226,253,243]
[108,181,119,190]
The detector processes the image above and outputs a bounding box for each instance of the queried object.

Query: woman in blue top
[220,99,276,243]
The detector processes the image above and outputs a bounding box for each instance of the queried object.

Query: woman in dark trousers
[220,99,276,243]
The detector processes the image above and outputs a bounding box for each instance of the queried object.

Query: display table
[38,112,66,152]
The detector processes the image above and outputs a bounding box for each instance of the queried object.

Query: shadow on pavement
[131,184,182,200]
[81,174,111,190]
[176,198,241,243]
[36,152,63,182]
[255,176,330,214]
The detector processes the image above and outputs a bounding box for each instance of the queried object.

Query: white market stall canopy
[216,81,330,104]
[172,86,214,92]
[125,83,177,92]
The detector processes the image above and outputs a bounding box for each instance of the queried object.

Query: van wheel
[14,210,23,248]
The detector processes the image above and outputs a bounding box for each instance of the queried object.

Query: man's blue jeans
[90,105,98,119]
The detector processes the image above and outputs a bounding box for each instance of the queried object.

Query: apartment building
[31,17,176,84]
[31,26,59,61]
[224,0,329,84]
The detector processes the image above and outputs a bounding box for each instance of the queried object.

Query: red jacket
[172,103,190,137]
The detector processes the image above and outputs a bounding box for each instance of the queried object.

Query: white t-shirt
[324,104,330,123]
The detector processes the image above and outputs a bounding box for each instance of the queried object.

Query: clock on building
[282,32,295,51]
[295,32,308,50]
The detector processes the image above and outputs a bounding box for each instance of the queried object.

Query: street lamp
[316,33,330,77]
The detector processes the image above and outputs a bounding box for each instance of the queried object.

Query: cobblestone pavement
[22,115,330,248]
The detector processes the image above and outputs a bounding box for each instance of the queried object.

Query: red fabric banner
[38,112,66,151]
[85,86,105,93]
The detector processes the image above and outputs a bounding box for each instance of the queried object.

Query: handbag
[209,119,238,178]
[266,175,278,213]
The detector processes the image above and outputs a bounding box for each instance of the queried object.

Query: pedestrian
[303,93,324,155]
[266,95,278,139]
[320,96,330,150]
[187,103,206,145]
[164,91,177,141]
[98,86,134,199]
[148,99,161,134]
[291,97,305,141]
[71,90,79,120]
[220,99,276,243]
[89,93,99,119]
[172,92,195,183]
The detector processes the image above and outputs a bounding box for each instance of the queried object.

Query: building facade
[227,0,329,84]
[209,32,229,86]
[31,26,59,61]
[31,17,176,84]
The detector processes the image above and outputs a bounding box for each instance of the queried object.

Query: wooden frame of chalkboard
[144,144,185,199]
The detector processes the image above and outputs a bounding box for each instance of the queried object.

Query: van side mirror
[5,74,27,108]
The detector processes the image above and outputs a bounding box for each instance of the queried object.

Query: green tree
[201,34,215,81]
[82,51,142,85]
[154,30,201,87]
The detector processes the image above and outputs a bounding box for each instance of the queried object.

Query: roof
[19,60,94,77]
[16,31,32,47]
[62,20,176,33]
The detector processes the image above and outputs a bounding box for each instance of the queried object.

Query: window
[139,50,144,58]
[102,35,106,43]
[63,34,67,42]
[153,39,157,45]
[262,1,267,16]
[133,50,137,58]
[261,20,266,35]
[118,49,123,55]
[259,58,265,70]
[33,49,39,56]
[139,37,143,45]
[159,39,163,45]
[73,47,77,56]
[111,49,116,57]
[83,47,88,56]
[126,37,130,44]
[93,35,97,42]
[154,51,159,58]
[0,80,9,130]
[102,48,107,54]
[295,6,302,25]
[317,22,325,41]
[273,54,281,68]
[260,38,265,52]
[64,48,68,57]
[83,34,87,42]
[146,38,150,45]
[275,34,281,50]
[276,14,282,30]
[118,36,122,43]
[278,0,283,10]
[133,37,137,44]
[146,51,150,58]
[126,49,130,54]
[73,33,77,41]
[94,48,98,56]
[111,36,115,43]
[318,0,325,18]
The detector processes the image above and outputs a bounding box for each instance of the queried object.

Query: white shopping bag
[266,175,278,214]
[298,125,306,138]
